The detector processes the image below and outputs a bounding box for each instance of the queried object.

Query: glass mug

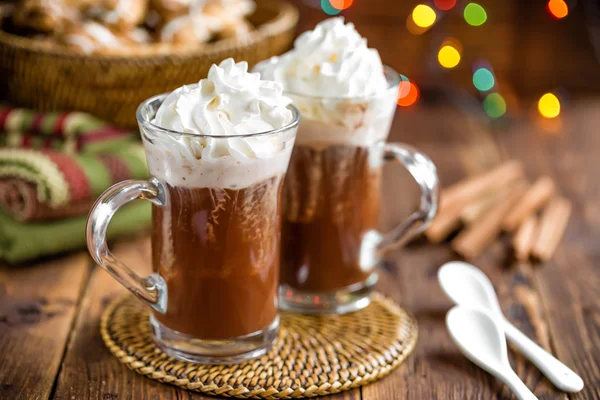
[86,93,299,364]
[276,66,439,314]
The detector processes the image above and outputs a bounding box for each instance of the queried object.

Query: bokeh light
[464,3,487,26]
[438,45,461,68]
[473,68,495,91]
[538,93,561,118]
[412,5,437,28]
[406,14,428,35]
[434,0,456,11]
[483,93,507,118]
[502,86,520,113]
[321,0,342,15]
[397,74,411,98]
[547,0,568,19]
[397,75,420,107]
[330,0,353,10]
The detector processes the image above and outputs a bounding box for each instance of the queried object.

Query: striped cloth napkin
[0,107,151,263]
[0,106,136,154]
[0,146,147,221]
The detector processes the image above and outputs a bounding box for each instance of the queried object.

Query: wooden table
[1,94,599,399]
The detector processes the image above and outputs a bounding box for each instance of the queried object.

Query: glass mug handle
[86,179,167,313]
[361,143,440,267]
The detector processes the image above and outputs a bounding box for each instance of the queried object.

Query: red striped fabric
[21,135,31,148]
[43,138,53,149]
[0,108,12,128]
[98,155,131,184]
[31,113,45,134]
[80,127,132,144]
[41,150,91,202]
[53,112,70,136]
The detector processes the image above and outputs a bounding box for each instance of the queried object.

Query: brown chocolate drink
[282,145,382,292]
[151,176,283,339]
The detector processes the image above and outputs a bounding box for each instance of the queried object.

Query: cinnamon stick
[532,197,572,262]
[441,160,524,209]
[425,205,463,243]
[513,216,537,261]
[452,184,527,259]
[461,181,522,224]
[425,160,524,243]
[461,192,497,224]
[502,176,555,232]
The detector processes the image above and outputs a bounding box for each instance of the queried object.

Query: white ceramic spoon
[439,261,584,393]
[447,306,539,400]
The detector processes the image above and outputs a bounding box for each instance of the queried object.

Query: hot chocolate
[257,18,395,311]
[282,145,381,292]
[152,177,283,339]
[143,59,296,360]
[86,58,298,364]
[257,18,439,314]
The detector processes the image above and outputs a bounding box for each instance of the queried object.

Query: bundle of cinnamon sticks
[426,160,571,261]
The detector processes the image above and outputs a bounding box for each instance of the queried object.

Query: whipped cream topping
[155,58,293,138]
[259,17,388,98]
[147,58,296,189]
[255,18,398,149]
[290,90,397,149]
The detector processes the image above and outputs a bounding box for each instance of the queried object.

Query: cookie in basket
[84,0,148,32]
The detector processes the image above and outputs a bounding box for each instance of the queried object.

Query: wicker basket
[0,0,299,128]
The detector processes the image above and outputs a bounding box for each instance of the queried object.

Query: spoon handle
[501,370,539,400]
[502,319,584,393]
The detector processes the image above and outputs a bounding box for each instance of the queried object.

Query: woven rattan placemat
[101,292,418,398]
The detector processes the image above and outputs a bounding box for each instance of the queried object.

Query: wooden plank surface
[51,238,213,400]
[495,102,600,400]
[0,254,89,400]
[360,94,600,399]
[2,102,598,400]
[1,1,599,398]
[363,104,563,399]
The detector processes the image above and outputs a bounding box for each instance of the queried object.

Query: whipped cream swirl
[154,58,293,161]
[258,17,388,98]
[147,58,296,189]
[156,58,292,136]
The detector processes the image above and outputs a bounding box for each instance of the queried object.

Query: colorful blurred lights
[464,3,487,26]
[412,5,437,28]
[330,0,353,10]
[434,0,456,11]
[483,93,506,118]
[538,93,561,118]
[473,68,495,91]
[397,76,420,107]
[398,74,410,96]
[547,0,568,19]
[321,0,342,15]
[438,45,461,68]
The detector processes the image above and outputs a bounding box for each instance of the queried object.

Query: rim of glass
[136,92,300,139]
[253,63,401,102]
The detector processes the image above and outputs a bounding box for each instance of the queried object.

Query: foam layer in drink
[143,134,294,189]
[289,86,397,150]
[142,58,296,188]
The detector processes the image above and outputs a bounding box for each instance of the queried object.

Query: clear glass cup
[270,66,439,314]
[86,92,299,364]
